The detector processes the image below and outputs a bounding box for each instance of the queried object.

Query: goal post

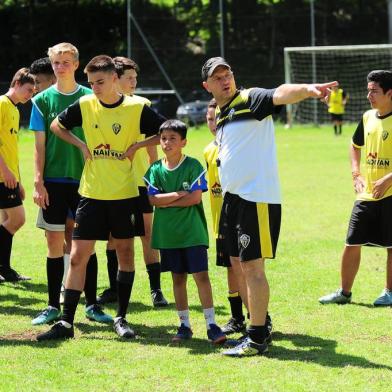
[284,44,392,125]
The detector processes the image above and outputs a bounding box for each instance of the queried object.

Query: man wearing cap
[202,56,337,357]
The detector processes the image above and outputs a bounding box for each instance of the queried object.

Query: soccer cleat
[172,323,193,342]
[221,318,246,335]
[151,289,169,307]
[0,267,31,282]
[207,324,226,344]
[113,317,135,339]
[222,336,268,357]
[96,288,117,305]
[319,288,351,305]
[0,274,4,283]
[32,306,61,325]
[36,321,74,341]
[85,304,113,324]
[373,288,392,307]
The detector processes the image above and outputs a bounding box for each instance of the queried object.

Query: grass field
[1,124,392,391]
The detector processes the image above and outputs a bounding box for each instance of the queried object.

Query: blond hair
[47,42,79,61]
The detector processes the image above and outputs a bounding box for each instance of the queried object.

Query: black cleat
[151,289,169,307]
[0,268,31,282]
[96,288,117,305]
[36,322,74,341]
[221,317,246,335]
[114,317,135,339]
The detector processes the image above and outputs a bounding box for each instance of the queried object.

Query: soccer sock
[84,253,98,308]
[248,325,267,344]
[63,253,70,285]
[334,125,337,134]
[146,262,161,292]
[228,292,245,322]
[62,288,82,325]
[0,225,13,269]
[116,270,135,318]
[203,307,216,329]
[339,124,342,134]
[178,309,191,328]
[47,256,64,309]
[106,249,118,291]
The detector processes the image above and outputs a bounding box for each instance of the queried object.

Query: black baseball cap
[201,57,231,81]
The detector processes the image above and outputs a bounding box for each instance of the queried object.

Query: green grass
[1,124,392,391]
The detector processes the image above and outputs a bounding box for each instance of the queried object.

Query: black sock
[106,249,118,291]
[0,225,13,270]
[248,325,266,344]
[47,257,64,309]
[62,289,82,325]
[339,125,342,134]
[146,262,161,292]
[84,253,98,307]
[228,293,244,322]
[334,125,337,134]
[116,270,135,318]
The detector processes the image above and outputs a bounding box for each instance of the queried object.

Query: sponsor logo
[228,108,235,120]
[382,130,389,141]
[240,234,250,249]
[93,143,123,159]
[130,214,135,226]
[211,182,222,197]
[112,123,121,135]
[7,193,16,199]
[366,152,389,168]
[183,182,190,191]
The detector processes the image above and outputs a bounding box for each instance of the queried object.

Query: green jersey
[144,155,209,249]
[29,84,92,181]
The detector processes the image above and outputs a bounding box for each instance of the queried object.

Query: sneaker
[151,289,169,307]
[373,288,392,307]
[113,317,135,338]
[222,336,268,357]
[172,323,193,342]
[226,328,272,347]
[85,304,113,324]
[221,318,246,335]
[0,274,4,283]
[319,288,351,304]
[36,321,74,341]
[96,288,117,305]
[207,324,226,344]
[0,268,31,282]
[32,306,61,325]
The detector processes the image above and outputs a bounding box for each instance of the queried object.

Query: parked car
[176,100,210,127]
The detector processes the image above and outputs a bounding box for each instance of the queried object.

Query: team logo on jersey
[240,234,250,249]
[366,152,389,167]
[382,130,389,141]
[9,127,16,135]
[228,108,235,120]
[211,182,222,197]
[112,123,121,135]
[93,143,123,159]
[49,112,57,119]
[183,182,190,190]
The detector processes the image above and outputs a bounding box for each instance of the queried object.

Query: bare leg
[340,245,361,293]
[172,272,188,310]
[230,256,249,310]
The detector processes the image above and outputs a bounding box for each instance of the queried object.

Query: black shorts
[216,237,231,267]
[73,197,144,241]
[136,186,153,214]
[219,192,281,262]
[36,181,80,231]
[331,113,343,122]
[0,183,22,209]
[160,246,208,274]
[346,196,392,247]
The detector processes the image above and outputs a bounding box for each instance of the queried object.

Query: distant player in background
[328,85,348,135]
[0,68,35,282]
[96,56,168,308]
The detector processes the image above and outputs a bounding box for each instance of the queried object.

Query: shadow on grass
[349,302,378,309]
[0,291,45,318]
[269,331,392,370]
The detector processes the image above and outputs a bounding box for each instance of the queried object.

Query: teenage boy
[37,55,165,341]
[328,85,348,135]
[0,68,35,282]
[97,56,168,308]
[319,70,392,306]
[30,57,56,93]
[144,119,226,344]
[30,43,111,326]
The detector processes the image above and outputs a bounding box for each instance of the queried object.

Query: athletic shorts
[0,183,22,209]
[219,192,281,262]
[346,196,392,247]
[160,245,208,274]
[136,186,153,214]
[331,113,343,122]
[216,237,231,267]
[72,197,144,241]
[36,182,80,231]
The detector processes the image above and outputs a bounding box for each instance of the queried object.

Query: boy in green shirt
[144,119,226,344]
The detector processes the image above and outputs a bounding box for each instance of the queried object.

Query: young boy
[0,68,35,282]
[144,119,226,344]
[29,57,56,93]
[97,56,168,308]
[37,55,165,341]
[29,43,110,326]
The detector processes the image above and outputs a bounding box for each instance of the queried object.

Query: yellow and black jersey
[328,88,347,115]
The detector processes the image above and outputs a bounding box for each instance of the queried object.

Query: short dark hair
[367,70,392,93]
[113,56,139,77]
[10,67,35,88]
[207,98,217,109]
[30,57,54,76]
[84,55,116,74]
[159,119,187,139]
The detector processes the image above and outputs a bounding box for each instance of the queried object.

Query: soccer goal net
[284,44,392,125]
